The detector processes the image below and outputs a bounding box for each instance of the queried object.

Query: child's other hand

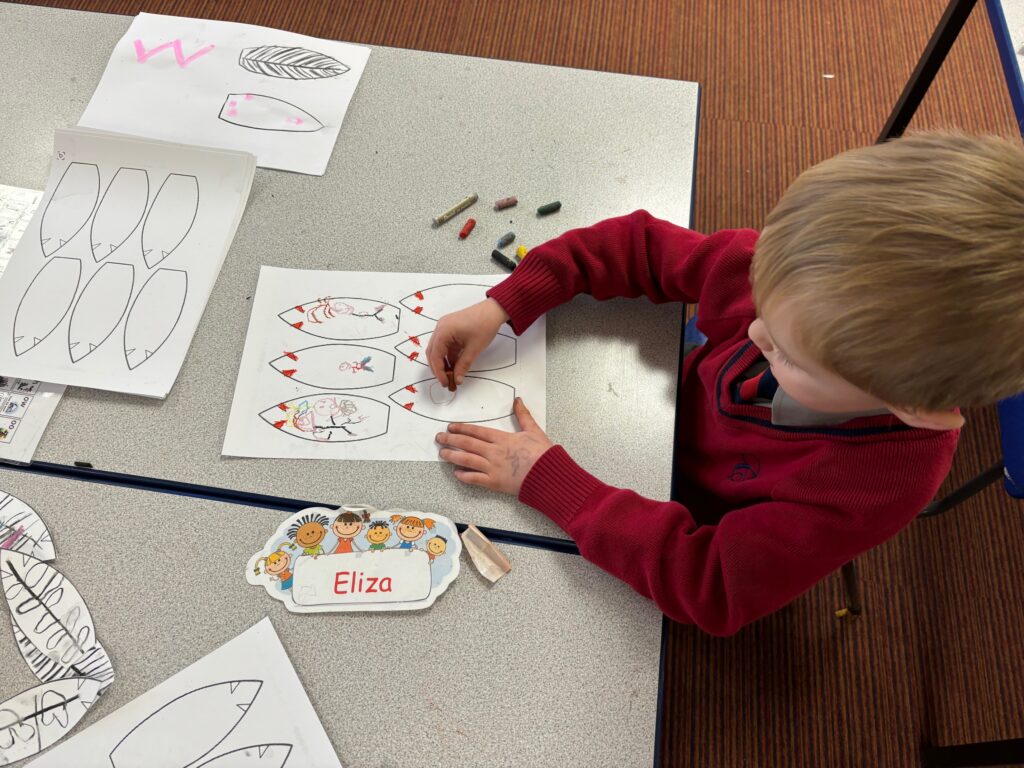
[436,398,552,495]
[426,298,510,387]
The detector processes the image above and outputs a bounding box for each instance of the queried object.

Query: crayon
[515,245,528,261]
[459,218,477,239]
[444,355,456,392]
[432,194,478,227]
[494,196,518,211]
[496,231,515,248]
[537,201,561,216]
[491,249,517,272]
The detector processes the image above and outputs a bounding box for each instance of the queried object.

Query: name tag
[292,549,432,606]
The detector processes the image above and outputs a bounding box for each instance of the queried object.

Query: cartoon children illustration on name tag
[426,535,447,563]
[253,547,296,591]
[247,505,461,613]
[366,521,392,551]
[390,514,435,550]
[289,512,330,557]
[331,508,370,554]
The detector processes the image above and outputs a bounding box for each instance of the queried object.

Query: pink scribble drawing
[133,39,216,68]
[0,525,25,550]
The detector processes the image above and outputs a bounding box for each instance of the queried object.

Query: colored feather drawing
[278,297,400,341]
[238,45,349,80]
[109,681,262,768]
[260,394,389,443]
[219,94,324,133]
[0,491,55,561]
[0,678,101,764]
[1,549,104,673]
[268,344,395,389]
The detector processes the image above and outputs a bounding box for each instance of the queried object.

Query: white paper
[223,267,546,461]
[0,128,255,399]
[79,13,371,176]
[26,617,341,768]
[0,185,42,277]
[0,185,65,464]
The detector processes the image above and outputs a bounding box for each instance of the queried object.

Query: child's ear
[887,405,965,431]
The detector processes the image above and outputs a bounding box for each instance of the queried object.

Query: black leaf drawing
[238,46,350,80]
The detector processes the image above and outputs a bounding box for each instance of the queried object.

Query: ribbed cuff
[485,255,564,335]
[518,445,606,531]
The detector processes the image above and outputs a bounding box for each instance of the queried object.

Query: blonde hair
[752,131,1024,411]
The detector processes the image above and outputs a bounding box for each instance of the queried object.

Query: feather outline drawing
[109,680,263,767]
[238,45,350,80]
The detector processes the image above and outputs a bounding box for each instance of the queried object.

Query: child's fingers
[439,448,489,472]
[436,431,494,456]
[425,334,449,386]
[447,422,500,442]
[451,344,480,385]
[513,397,540,432]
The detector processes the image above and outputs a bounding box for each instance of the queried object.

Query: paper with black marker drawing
[78,13,371,176]
[0,128,255,399]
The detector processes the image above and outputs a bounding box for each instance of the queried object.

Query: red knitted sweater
[487,210,958,636]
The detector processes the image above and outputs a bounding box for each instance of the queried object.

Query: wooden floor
[12,0,1024,764]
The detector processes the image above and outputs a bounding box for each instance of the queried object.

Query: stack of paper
[0,185,64,464]
[0,128,256,399]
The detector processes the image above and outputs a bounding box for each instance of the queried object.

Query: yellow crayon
[515,245,528,262]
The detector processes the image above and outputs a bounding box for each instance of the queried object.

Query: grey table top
[0,469,663,767]
[0,3,699,538]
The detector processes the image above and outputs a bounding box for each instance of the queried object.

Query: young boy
[427,132,1024,636]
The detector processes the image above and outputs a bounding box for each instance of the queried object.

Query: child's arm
[518,444,951,636]
[426,211,752,384]
[488,210,746,335]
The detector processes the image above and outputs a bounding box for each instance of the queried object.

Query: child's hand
[436,398,552,495]
[426,299,510,387]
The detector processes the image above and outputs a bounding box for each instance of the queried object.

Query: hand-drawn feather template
[141,173,199,270]
[399,284,492,321]
[195,743,293,767]
[89,167,149,263]
[259,394,389,442]
[108,681,262,768]
[68,262,135,363]
[278,298,400,341]
[39,162,100,258]
[0,491,55,561]
[394,330,517,372]
[123,268,188,370]
[0,677,101,764]
[268,344,395,389]
[219,94,324,133]
[13,257,82,357]
[238,45,350,80]
[390,377,516,423]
